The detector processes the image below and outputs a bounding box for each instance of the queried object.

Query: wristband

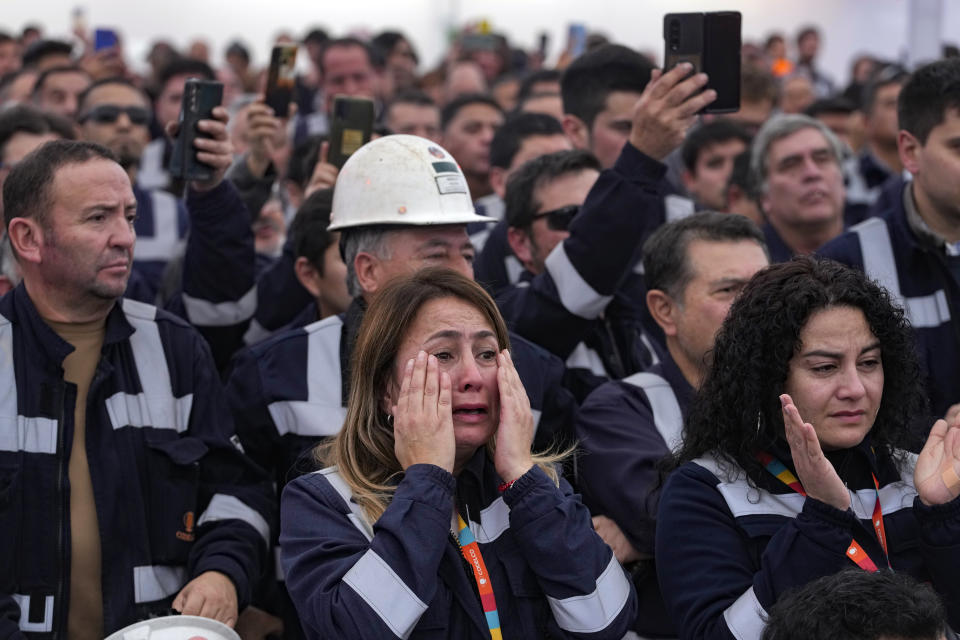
[498,478,518,493]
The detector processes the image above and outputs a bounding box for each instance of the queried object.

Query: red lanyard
[756,451,890,571]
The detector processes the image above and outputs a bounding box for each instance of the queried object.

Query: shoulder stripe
[621,372,683,450]
[318,466,374,541]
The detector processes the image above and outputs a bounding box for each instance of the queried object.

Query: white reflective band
[531,408,542,436]
[565,342,609,377]
[136,139,170,191]
[105,391,193,433]
[198,493,271,547]
[243,318,272,346]
[639,332,661,367]
[134,190,184,262]
[665,194,696,222]
[505,254,524,286]
[110,299,193,433]
[622,372,683,451]
[853,217,952,329]
[904,290,951,328]
[545,243,613,319]
[0,416,58,454]
[267,401,347,437]
[854,218,902,298]
[693,455,917,521]
[547,554,631,634]
[182,286,257,326]
[722,586,766,640]
[0,316,58,454]
[133,565,187,603]
[467,497,511,544]
[343,549,428,639]
[319,466,374,541]
[268,316,347,437]
[13,594,54,633]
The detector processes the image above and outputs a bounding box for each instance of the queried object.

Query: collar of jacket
[7,283,135,366]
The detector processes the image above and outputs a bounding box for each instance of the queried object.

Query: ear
[646,288,680,337]
[506,226,534,271]
[562,113,590,151]
[489,166,507,199]
[353,250,381,296]
[898,130,921,176]
[293,256,323,299]
[6,217,44,266]
[681,168,696,193]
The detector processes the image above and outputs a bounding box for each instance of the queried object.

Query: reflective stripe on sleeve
[468,497,510,544]
[197,493,271,547]
[565,342,609,377]
[267,401,347,437]
[546,554,632,634]
[544,243,613,319]
[133,565,188,603]
[342,549,428,639]
[182,286,257,326]
[12,594,54,633]
[722,586,766,640]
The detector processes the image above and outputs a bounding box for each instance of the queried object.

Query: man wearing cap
[224,134,577,637]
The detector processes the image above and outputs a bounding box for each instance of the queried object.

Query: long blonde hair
[316,267,564,522]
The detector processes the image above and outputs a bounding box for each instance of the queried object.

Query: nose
[111,212,136,250]
[836,363,867,400]
[455,354,484,392]
[115,111,133,131]
[801,154,824,181]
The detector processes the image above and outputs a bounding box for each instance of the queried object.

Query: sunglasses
[531,204,579,231]
[78,104,151,126]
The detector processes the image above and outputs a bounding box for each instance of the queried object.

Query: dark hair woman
[656,257,960,639]
[280,267,636,639]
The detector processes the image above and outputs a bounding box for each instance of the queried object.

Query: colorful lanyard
[455,514,503,640]
[756,451,890,571]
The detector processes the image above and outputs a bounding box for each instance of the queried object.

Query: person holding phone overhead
[656,257,960,639]
[280,267,637,639]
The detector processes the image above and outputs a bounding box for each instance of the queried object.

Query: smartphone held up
[327,96,375,169]
[265,44,298,118]
[169,79,224,182]
[663,11,741,114]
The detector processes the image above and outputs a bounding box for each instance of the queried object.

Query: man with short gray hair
[751,113,848,260]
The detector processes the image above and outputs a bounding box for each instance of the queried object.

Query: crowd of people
[0,14,959,640]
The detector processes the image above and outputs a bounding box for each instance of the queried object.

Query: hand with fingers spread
[492,349,535,483]
[915,416,960,506]
[166,105,235,193]
[393,350,456,473]
[629,63,717,161]
[304,141,339,198]
[780,393,850,511]
[172,570,239,628]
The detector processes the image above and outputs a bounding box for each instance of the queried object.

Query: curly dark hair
[675,257,927,479]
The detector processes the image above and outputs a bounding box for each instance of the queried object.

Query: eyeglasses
[531,204,579,231]
[78,104,151,126]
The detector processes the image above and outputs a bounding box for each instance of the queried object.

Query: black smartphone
[169,79,224,182]
[265,44,298,118]
[327,96,375,169]
[663,11,741,114]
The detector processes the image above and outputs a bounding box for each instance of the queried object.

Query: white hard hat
[105,615,240,640]
[327,134,495,231]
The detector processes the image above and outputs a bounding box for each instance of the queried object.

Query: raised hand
[629,63,717,161]
[304,141,340,198]
[915,417,960,506]
[781,394,850,511]
[244,102,284,178]
[393,350,456,473]
[166,106,234,193]
[492,350,534,483]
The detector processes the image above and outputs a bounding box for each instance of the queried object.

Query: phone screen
[703,12,742,113]
[94,28,117,52]
[328,96,375,169]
